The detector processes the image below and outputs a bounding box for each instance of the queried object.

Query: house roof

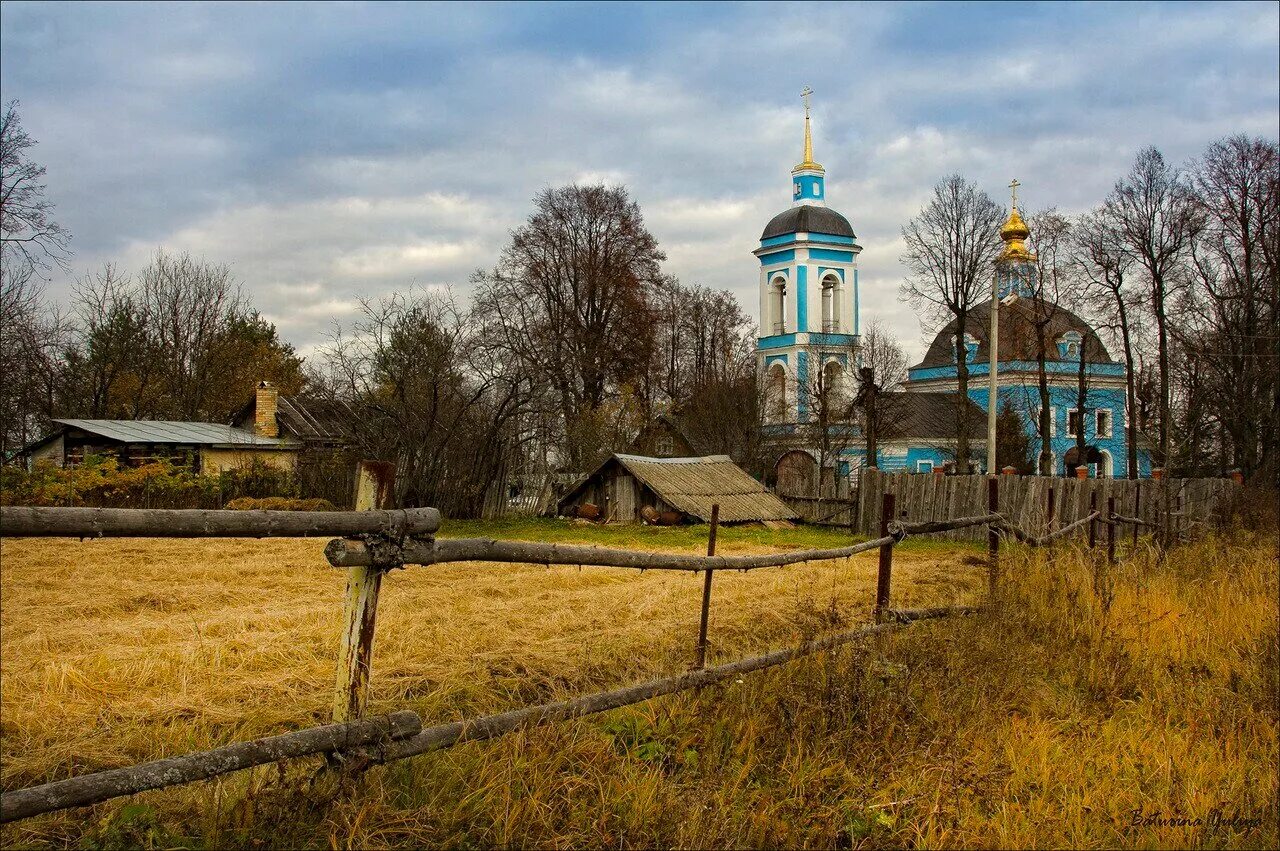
[560,453,799,523]
[912,297,1114,370]
[274,396,360,442]
[49,419,293,448]
[884,393,987,440]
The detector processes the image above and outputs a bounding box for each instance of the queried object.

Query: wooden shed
[557,454,799,524]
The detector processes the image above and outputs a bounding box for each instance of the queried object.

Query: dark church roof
[913,297,1114,370]
[883,392,986,440]
[761,205,856,240]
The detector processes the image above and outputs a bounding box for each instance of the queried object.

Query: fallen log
[1,711,422,824]
[0,506,441,540]
[324,534,896,572]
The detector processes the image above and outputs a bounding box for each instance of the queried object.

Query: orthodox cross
[801,86,813,117]
[1009,177,1021,209]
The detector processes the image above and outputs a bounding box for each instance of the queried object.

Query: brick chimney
[254,380,279,438]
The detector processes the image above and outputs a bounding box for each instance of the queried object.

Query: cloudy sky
[2,1,1277,360]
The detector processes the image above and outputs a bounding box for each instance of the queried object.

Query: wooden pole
[1088,491,1098,549]
[987,476,999,597]
[1,712,421,824]
[0,505,439,539]
[694,504,719,669]
[1107,496,1116,565]
[1132,483,1141,549]
[875,492,895,621]
[333,461,396,723]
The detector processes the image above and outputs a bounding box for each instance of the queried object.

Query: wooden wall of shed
[559,463,669,523]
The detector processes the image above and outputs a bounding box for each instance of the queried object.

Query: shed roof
[51,419,293,448]
[562,453,799,523]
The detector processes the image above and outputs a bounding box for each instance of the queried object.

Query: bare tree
[472,184,664,470]
[0,266,64,455]
[901,175,1004,470]
[853,319,909,470]
[0,101,70,277]
[1074,208,1141,477]
[1187,135,1280,486]
[1105,147,1203,480]
[796,339,859,495]
[1024,208,1073,474]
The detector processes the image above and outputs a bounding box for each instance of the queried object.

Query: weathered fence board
[853,471,1237,541]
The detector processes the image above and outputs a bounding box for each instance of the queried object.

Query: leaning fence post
[1088,491,1098,549]
[987,476,999,598]
[874,492,895,622]
[333,460,395,723]
[694,503,720,669]
[1107,496,1116,565]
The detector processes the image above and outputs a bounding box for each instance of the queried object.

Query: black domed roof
[761,205,855,240]
[913,298,1114,369]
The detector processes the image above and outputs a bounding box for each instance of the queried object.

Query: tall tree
[1074,208,1141,478]
[853,319,909,471]
[1188,135,1280,486]
[0,100,71,278]
[472,184,664,470]
[1105,147,1203,479]
[901,175,1004,471]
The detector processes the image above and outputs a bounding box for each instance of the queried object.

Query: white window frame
[656,436,673,457]
[1067,407,1082,439]
[1049,406,1058,437]
[1095,409,1113,439]
[916,460,934,473]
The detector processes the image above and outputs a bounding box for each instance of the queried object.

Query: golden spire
[793,86,824,173]
[999,178,1034,262]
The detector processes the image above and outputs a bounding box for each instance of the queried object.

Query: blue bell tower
[755,88,862,425]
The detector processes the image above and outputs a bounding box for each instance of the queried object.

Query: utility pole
[988,178,1020,476]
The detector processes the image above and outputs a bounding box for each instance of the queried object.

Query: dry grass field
[0,518,1276,849]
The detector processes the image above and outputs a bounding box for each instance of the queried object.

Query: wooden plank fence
[776,494,858,527]
[853,470,1238,541]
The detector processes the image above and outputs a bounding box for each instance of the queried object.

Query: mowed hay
[1,524,1276,849]
[0,527,976,782]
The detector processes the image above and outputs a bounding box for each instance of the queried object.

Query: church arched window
[823,359,846,416]
[951,333,979,364]
[1057,330,1083,360]
[821,274,839,332]
[767,363,788,423]
[771,277,787,335]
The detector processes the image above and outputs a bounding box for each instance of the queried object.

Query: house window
[656,436,673,457]
[916,460,934,473]
[1067,408,1082,438]
[1096,410,1112,438]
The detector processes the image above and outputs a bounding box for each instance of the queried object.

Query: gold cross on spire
[795,86,822,172]
[801,85,813,116]
[1009,178,1021,209]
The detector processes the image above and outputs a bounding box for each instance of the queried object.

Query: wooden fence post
[1132,483,1141,549]
[875,492,895,622]
[1107,496,1116,565]
[333,460,395,723]
[987,476,999,598]
[1088,490,1098,549]
[694,504,720,669]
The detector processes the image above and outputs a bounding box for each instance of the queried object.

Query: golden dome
[999,205,1034,262]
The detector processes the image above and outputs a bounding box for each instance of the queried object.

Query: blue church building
[756,95,1151,484]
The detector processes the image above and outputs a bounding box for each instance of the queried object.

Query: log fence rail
[0,475,1207,824]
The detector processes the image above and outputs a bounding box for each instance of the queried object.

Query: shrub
[224,496,337,511]
[218,458,300,502]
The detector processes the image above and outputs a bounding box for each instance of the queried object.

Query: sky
[2,1,1277,362]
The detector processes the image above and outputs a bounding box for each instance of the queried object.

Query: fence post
[987,476,999,598]
[874,492,895,622]
[1107,496,1116,565]
[1088,490,1098,549]
[333,461,395,723]
[694,503,720,669]
[1132,483,1141,549]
